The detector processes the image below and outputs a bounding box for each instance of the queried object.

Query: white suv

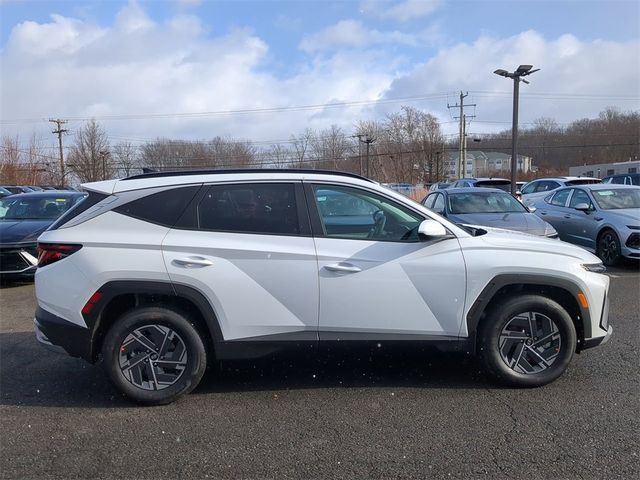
[34,170,612,405]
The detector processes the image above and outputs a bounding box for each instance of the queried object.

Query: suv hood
[449,212,548,236]
[470,226,600,263]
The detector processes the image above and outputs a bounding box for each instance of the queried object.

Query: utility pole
[352,134,364,175]
[363,136,375,178]
[447,92,475,178]
[99,150,110,180]
[49,119,68,187]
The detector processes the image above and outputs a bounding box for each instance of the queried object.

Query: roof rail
[122,168,374,182]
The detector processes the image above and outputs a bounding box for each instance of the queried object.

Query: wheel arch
[466,274,592,354]
[84,280,223,362]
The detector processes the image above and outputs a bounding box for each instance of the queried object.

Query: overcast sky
[1,0,639,150]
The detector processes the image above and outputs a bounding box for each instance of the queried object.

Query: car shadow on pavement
[0,332,490,409]
[0,277,34,289]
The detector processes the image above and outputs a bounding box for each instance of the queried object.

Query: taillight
[37,243,82,268]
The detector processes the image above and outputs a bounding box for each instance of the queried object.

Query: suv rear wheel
[478,295,576,387]
[101,306,207,405]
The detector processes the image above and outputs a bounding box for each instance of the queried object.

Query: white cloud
[0,5,393,143]
[0,0,637,152]
[360,0,443,22]
[299,19,441,53]
[381,30,640,133]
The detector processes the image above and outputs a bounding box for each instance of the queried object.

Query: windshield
[591,189,640,210]
[449,191,527,214]
[0,196,79,220]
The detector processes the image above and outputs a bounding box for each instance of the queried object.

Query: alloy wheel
[599,232,619,265]
[498,311,561,374]
[118,324,188,391]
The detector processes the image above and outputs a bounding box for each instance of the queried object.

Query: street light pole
[493,64,539,196]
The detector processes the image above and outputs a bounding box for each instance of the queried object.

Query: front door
[307,183,466,340]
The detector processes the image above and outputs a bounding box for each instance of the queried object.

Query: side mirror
[574,203,591,212]
[527,206,537,213]
[418,219,447,240]
[434,209,445,216]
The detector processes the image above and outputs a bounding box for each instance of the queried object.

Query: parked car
[34,169,611,405]
[0,187,13,199]
[1,186,35,194]
[602,173,639,186]
[429,182,451,191]
[422,188,558,237]
[0,191,86,276]
[449,178,511,192]
[520,177,601,206]
[530,184,640,265]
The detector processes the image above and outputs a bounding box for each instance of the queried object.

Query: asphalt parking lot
[1,264,639,480]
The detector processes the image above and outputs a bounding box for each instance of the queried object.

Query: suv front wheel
[478,295,576,387]
[101,306,207,405]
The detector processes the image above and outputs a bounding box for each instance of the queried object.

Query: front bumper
[0,244,38,275]
[582,325,613,350]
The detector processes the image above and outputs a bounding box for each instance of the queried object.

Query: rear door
[307,183,466,340]
[162,182,319,341]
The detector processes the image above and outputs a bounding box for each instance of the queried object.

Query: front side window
[536,181,560,192]
[549,189,571,207]
[312,185,423,242]
[198,183,300,235]
[569,189,593,208]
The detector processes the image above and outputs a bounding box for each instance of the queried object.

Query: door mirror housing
[527,206,537,213]
[574,203,591,212]
[418,219,447,240]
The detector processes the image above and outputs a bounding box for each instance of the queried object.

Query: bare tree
[112,142,140,177]
[290,128,314,168]
[68,119,111,182]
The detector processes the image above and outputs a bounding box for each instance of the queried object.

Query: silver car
[531,184,640,265]
[422,188,558,237]
[521,177,601,207]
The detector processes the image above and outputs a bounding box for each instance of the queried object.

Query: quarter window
[312,185,423,242]
[197,183,300,235]
[115,186,200,227]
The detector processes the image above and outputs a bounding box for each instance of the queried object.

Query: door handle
[172,256,213,268]
[563,214,571,219]
[325,263,361,274]
[540,211,547,215]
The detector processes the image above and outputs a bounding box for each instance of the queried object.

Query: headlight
[544,224,558,238]
[582,263,606,273]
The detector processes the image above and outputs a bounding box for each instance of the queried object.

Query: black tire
[597,229,621,266]
[101,306,207,405]
[478,295,576,388]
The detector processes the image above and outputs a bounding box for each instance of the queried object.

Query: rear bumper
[34,307,93,361]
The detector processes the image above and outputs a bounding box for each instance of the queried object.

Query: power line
[2,90,637,125]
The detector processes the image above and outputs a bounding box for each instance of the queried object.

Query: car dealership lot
[1,265,638,480]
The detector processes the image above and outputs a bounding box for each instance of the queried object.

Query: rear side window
[550,189,571,207]
[197,183,300,235]
[115,186,200,227]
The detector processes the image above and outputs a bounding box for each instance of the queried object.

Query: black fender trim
[466,274,593,352]
[82,280,224,362]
